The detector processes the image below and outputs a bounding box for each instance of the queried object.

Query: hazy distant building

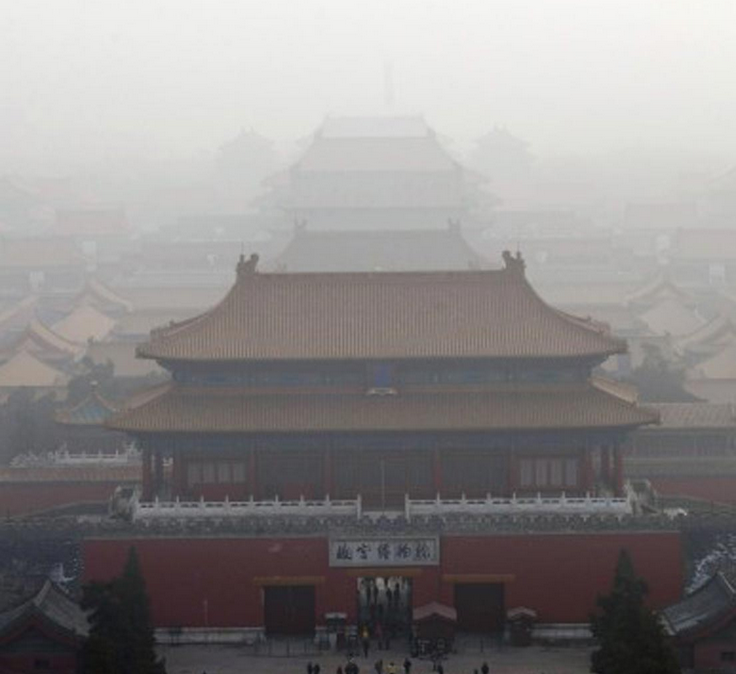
[261,115,486,230]
[272,223,487,272]
[0,238,86,298]
[627,402,736,505]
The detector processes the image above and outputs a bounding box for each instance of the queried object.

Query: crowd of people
[307,656,493,674]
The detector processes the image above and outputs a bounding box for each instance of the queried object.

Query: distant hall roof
[320,115,430,138]
[295,136,459,173]
[138,257,626,363]
[0,352,68,388]
[273,227,487,273]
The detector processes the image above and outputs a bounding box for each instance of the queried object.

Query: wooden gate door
[263,585,316,635]
[454,583,505,633]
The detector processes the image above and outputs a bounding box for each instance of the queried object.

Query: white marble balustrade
[130,490,633,521]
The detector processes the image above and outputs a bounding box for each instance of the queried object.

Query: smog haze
[3,0,736,171]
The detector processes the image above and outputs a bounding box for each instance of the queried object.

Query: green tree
[590,550,680,674]
[626,343,698,403]
[0,390,58,464]
[79,547,166,674]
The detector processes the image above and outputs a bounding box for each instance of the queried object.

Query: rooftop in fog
[273,226,487,272]
[295,134,459,173]
[319,115,430,138]
[137,253,625,363]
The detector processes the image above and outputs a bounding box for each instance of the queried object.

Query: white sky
[2,0,736,168]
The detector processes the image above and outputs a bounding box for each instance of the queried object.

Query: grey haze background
[2,0,736,173]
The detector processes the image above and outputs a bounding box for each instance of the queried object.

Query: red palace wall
[650,476,736,506]
[0,652,77,674]
[83,531,683,628]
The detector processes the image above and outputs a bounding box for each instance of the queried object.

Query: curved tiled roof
[0,318,80,361]
[138,262,625,363]
[662,572,736,638]
[0,580,89,640]
[55,389,118,426]
[0,352,68,388]
[643,402,736,429]
[53,305,117,344]
[108,380,657,434]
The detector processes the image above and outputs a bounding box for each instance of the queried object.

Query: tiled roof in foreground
[138,255,626,363]
[108,380,657,434]
[0,580,89,639]
[662,572,736,639]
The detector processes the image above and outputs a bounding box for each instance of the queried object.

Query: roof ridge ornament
[237,253,259,278]
[502,250,525,276]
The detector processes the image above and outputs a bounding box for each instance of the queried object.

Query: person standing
[361,625,371,658]
[402,657,412,674]
[481,662,489,674]
[308,662,314,674]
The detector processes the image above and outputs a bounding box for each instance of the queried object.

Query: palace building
[83,253,683,639]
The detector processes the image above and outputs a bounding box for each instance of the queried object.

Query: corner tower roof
[137,253,626,363]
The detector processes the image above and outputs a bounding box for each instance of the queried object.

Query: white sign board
[329,537,439,567]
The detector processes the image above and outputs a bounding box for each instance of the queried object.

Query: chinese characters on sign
[329,537,439,567]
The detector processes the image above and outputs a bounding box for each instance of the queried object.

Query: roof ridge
[32,579,53,608]
[138,257,626,363]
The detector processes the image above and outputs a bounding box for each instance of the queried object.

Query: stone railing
[129,490,633,521]
[132,494,362,521]
[12,445,141,467]
[404,492,634,521]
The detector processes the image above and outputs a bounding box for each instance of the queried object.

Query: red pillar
[171,452,185,499]
[600,445,611,490]
[142,447,153,502]
[323,448,333,498]
[614,444,624,497]
[581,447,593,495]
[507,448,517,495]
[248,448,257,499]
[154,450,164,498]
[432,447,442,496]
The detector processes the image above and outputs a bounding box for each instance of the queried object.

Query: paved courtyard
[159,643,592,674]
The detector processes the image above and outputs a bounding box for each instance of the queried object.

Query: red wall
[0,482,126,517]
[0,652,77,674]
[434,532,682,623]
[650,476,736,505]
[694,640,736,671]
[83,530,683,628]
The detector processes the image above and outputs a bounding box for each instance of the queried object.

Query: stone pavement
[159,644,591,674]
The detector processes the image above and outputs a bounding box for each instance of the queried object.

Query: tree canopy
[625,343,699,403]
[590,549,680,674]
[79,547,166,674]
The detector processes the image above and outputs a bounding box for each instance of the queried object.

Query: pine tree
[590,550,680,674]
[79,547,166,674]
